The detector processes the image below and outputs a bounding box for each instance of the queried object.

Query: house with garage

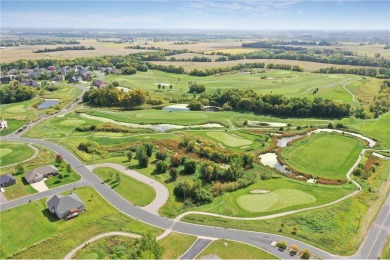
[0,120,8,129]
[91,79,105,88]
[46,193,85,220]
[0,174,16,187]
[24,165,59,184]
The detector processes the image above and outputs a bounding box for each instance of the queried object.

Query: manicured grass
[0,141,35,166]
[382,235,390,259]
[197,239,278,259]
[282,133,364,179]
[0,98,42,122]
[0,187,161,259]
[195,177,354,217]
[0,119,27,136]
[44,161,81,189]
[205,131,252,147]
[93,167,156,206]
[236,189,316,213]
[357,112,390,149]
[158,232,197,259]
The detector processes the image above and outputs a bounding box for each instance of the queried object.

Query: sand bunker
[250,189,270,194]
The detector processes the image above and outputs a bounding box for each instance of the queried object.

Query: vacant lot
[0,187,160,259]
[197,239,277,259]
[0,141,35,166]
[93,167,156,206]
[282,133,363,179]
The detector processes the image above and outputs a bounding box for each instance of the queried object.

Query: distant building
[91,79,105,88]
[24,165,59,184]
[0,120,8,129]
[0,174,16,187]
[46,193,85,220]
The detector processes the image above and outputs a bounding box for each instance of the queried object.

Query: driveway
[30,179,49,192]
[0,192,8,203]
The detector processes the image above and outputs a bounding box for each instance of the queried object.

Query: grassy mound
[236,189,316,212]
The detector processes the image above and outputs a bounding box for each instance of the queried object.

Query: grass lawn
[0,141,35,166]
[0,98,42,122]
[197,239,278,259]
[0,119,27,136]
[93,167,156,206]
[282,133,364,179]
[44,161,81,189]
[236,189,316,213]
[0,187,161,259]
[382,236,390,259]
[195,177,354,217]
[158,232,197,259]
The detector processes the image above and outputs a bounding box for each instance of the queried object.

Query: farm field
[197,239,278,259]
[93,167,156,206]
[0,141,35,166]
[281,133,364,179]
[104,69,368,105]
[195,177,354,217]
[0,187,161,259]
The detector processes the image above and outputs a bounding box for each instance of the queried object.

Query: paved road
[1,135,389,259]
[179,238,213,259]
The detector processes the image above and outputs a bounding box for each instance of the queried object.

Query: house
[91,79,105,88]
[0,76,11,84]
[46,193,85,220]
[48,66,56,71]
[70,76,82,83]
[110,69,121,75]
[79,69,92,80]
[7,69,18,75]
[52,75,65,81]
[24,165,59,184]
[0,120,8,129]
[29,71,43,79]
[0,174,16,187]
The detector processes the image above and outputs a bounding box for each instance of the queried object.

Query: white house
[0,120,7,129]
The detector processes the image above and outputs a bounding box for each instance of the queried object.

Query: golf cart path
[88,163,169,215]
[63,231,141,259]
[342,78,362,104]
[0,143,39,168]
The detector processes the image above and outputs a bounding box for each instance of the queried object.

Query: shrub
[183,159,197,174]
[169,167,178,181]
[276,241,287,250]
[171,153,181,167]
[301,249,311,259]
[155,149,167,161]
[155,160,168,173]
[55,154,64,163]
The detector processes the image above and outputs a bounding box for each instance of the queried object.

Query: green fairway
[59,119,86,126]
[357,112,390,149]
[197,239,278,259]
[104,70,363,105]
[194,177,354,217]
[0,187,160,259]
[0,119,27,136]
[282,133,363,179]
[205,131,252,147]
[0,141,35,166]
[236,189,316,213]
[93,167,156,206]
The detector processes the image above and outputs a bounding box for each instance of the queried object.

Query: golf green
[0,142,35,166]
[236,189,316,212]
[206,132,252,147]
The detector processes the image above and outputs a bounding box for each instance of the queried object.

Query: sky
[1,0,389,30]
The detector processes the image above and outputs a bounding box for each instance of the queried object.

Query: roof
[25,165,58,182]
[0,174,15,185]
[46,193,85,216]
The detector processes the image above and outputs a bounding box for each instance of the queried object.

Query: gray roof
[0,174,15,185]
[46,193,85,216]
[25,165,58,182]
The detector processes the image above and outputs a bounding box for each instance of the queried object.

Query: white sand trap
[154,83,172,87]
[231,134,243,139]
[116,87,131,92]
[250,189,270,194]
[247,121,287,127]
[30,179,49,192]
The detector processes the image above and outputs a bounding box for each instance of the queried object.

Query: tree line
[0,39,80,47]
[315,67,390,79]
[33,46,95,53]
[0,85,37,104]
[82,87,147,108]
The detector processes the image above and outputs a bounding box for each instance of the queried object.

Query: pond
[38,99,60,110]
[162,104,189,112]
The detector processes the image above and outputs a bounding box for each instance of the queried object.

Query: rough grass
[197,239,278,259]
[0,187,161,259]
[382,235,390,259]
[0,141,35,166]
[236,189,316,213]
[282,133,363,179]
[0,119,27,136]
[93,167,156,206]
[158,232,197,259]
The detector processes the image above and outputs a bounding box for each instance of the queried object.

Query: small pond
[38,99,60,110]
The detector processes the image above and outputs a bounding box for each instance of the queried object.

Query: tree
[187,99,202,111]
[55,154,64,163]
[183,159,197,174]
[127,151,133,163]
[276,241,287,250]
[144,143,154,157]
[136,146,149,168]
[137,233,164,259]
[189,83,206,94]
[66,163,72,173]
[116,172,121,184]
[301,249,311,259]
[157,84,161,90]
[155,160,168,173]
[155,149,167,161]
[290,245,299,255]
[16,163,25,175]
[171,153,181,167]
[122,66,137,75]
[169,167,178,181]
